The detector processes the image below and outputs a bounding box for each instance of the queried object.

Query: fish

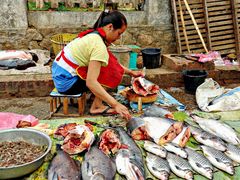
[146,152,170,180]
[116,149,144,180]
[225,143,240,163]
[48,147,81,180]
[143,140,167,158]
[144,117,183,145]
[61,125,95,154]
[172,125,191,147]
[166,152,193,180]
[162,142,188,158]
[132,77,159,96]
[201,145,235,175]
[143,104,174,119]
[81,145,116,180]
[54,123,78,140]
[99,128,121,156]
[185,147,213,179]
[115,126,145,179]
[127,117,150,140]
[191,114,240,145]
[190,125,227,151]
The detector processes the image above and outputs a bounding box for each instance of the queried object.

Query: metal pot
[0,128,52,179]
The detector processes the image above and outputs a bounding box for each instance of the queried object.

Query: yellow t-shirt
[68,33,109,67]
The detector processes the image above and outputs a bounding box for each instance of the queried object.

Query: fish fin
[90,172,105,180]
[52,171,61,180]
[56,144,62,151]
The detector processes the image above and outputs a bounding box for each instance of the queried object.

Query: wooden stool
[49,89,86,118]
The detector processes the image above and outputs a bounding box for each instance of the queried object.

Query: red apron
[56,28,124,88]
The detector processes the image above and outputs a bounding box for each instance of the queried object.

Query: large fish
[185,147,213,179]
[191,115,240,145]
[132,77,159,96]
[115,126,145,180]
[98,128,121,156]
[143,140,167,158]
[116,149,144,180]
[201,145,235,175]
[127,117,150,140]
[61,125,95,154]
[225,143,240,163]
[143,105,174,119]
[162,143,187,158]
[146,152,170,180]
[144,117,183,145]
[190,126,227,151]
[166,153,193,180]
[81,145,116,180]
[48,147,81,180]
[172,125,191,147]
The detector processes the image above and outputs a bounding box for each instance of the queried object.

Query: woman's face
[105,24,127,44]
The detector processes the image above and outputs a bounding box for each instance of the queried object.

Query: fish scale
[146,152,170,180]
[190,126,227,151]
[191,115,240,145]
[166,153,193,180]
[225,143,240,163]
[201,145,234,175]
[185,147,213,179]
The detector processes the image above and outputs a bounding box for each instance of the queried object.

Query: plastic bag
[196,78,240,112]
[0,112,38,130]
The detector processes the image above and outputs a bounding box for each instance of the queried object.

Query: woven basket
[50,33,77,56]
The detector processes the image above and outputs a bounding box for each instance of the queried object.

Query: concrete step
[0,66,240,98]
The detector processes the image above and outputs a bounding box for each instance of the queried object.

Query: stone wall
[0,0,177,54]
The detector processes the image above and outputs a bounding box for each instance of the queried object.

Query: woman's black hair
[93,10,127,30]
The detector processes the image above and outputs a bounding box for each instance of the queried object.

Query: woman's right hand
[113,102,131,120]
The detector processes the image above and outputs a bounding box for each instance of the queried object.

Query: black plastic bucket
[182,70,208,94]
[141,48,161,69]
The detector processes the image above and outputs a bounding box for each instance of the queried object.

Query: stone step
[0,66,240,98]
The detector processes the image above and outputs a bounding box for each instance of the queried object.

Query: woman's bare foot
[90,96,116,115]
[90,106,116,115]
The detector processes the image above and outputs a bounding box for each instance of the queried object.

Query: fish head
[225,163,235,175]
[204,167,213,180]
[159,170,169,180]
[184,170,193,180]
[213,140,226,151]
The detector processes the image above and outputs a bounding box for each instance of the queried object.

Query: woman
[52,10,143,120]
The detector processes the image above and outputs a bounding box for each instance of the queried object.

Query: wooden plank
[230,0,240,62]
[207,1,230,7]
[210,24,235,31]
[207,5,231,11]
[203,0,212,50]
[212,44,236,50]
[178,0,190,52]
[211,39,235,46]
[208,20,234,26]
[207,9,232,16]
[171,0,182,53]
[211,34,235,41]
[208,15,234,22]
